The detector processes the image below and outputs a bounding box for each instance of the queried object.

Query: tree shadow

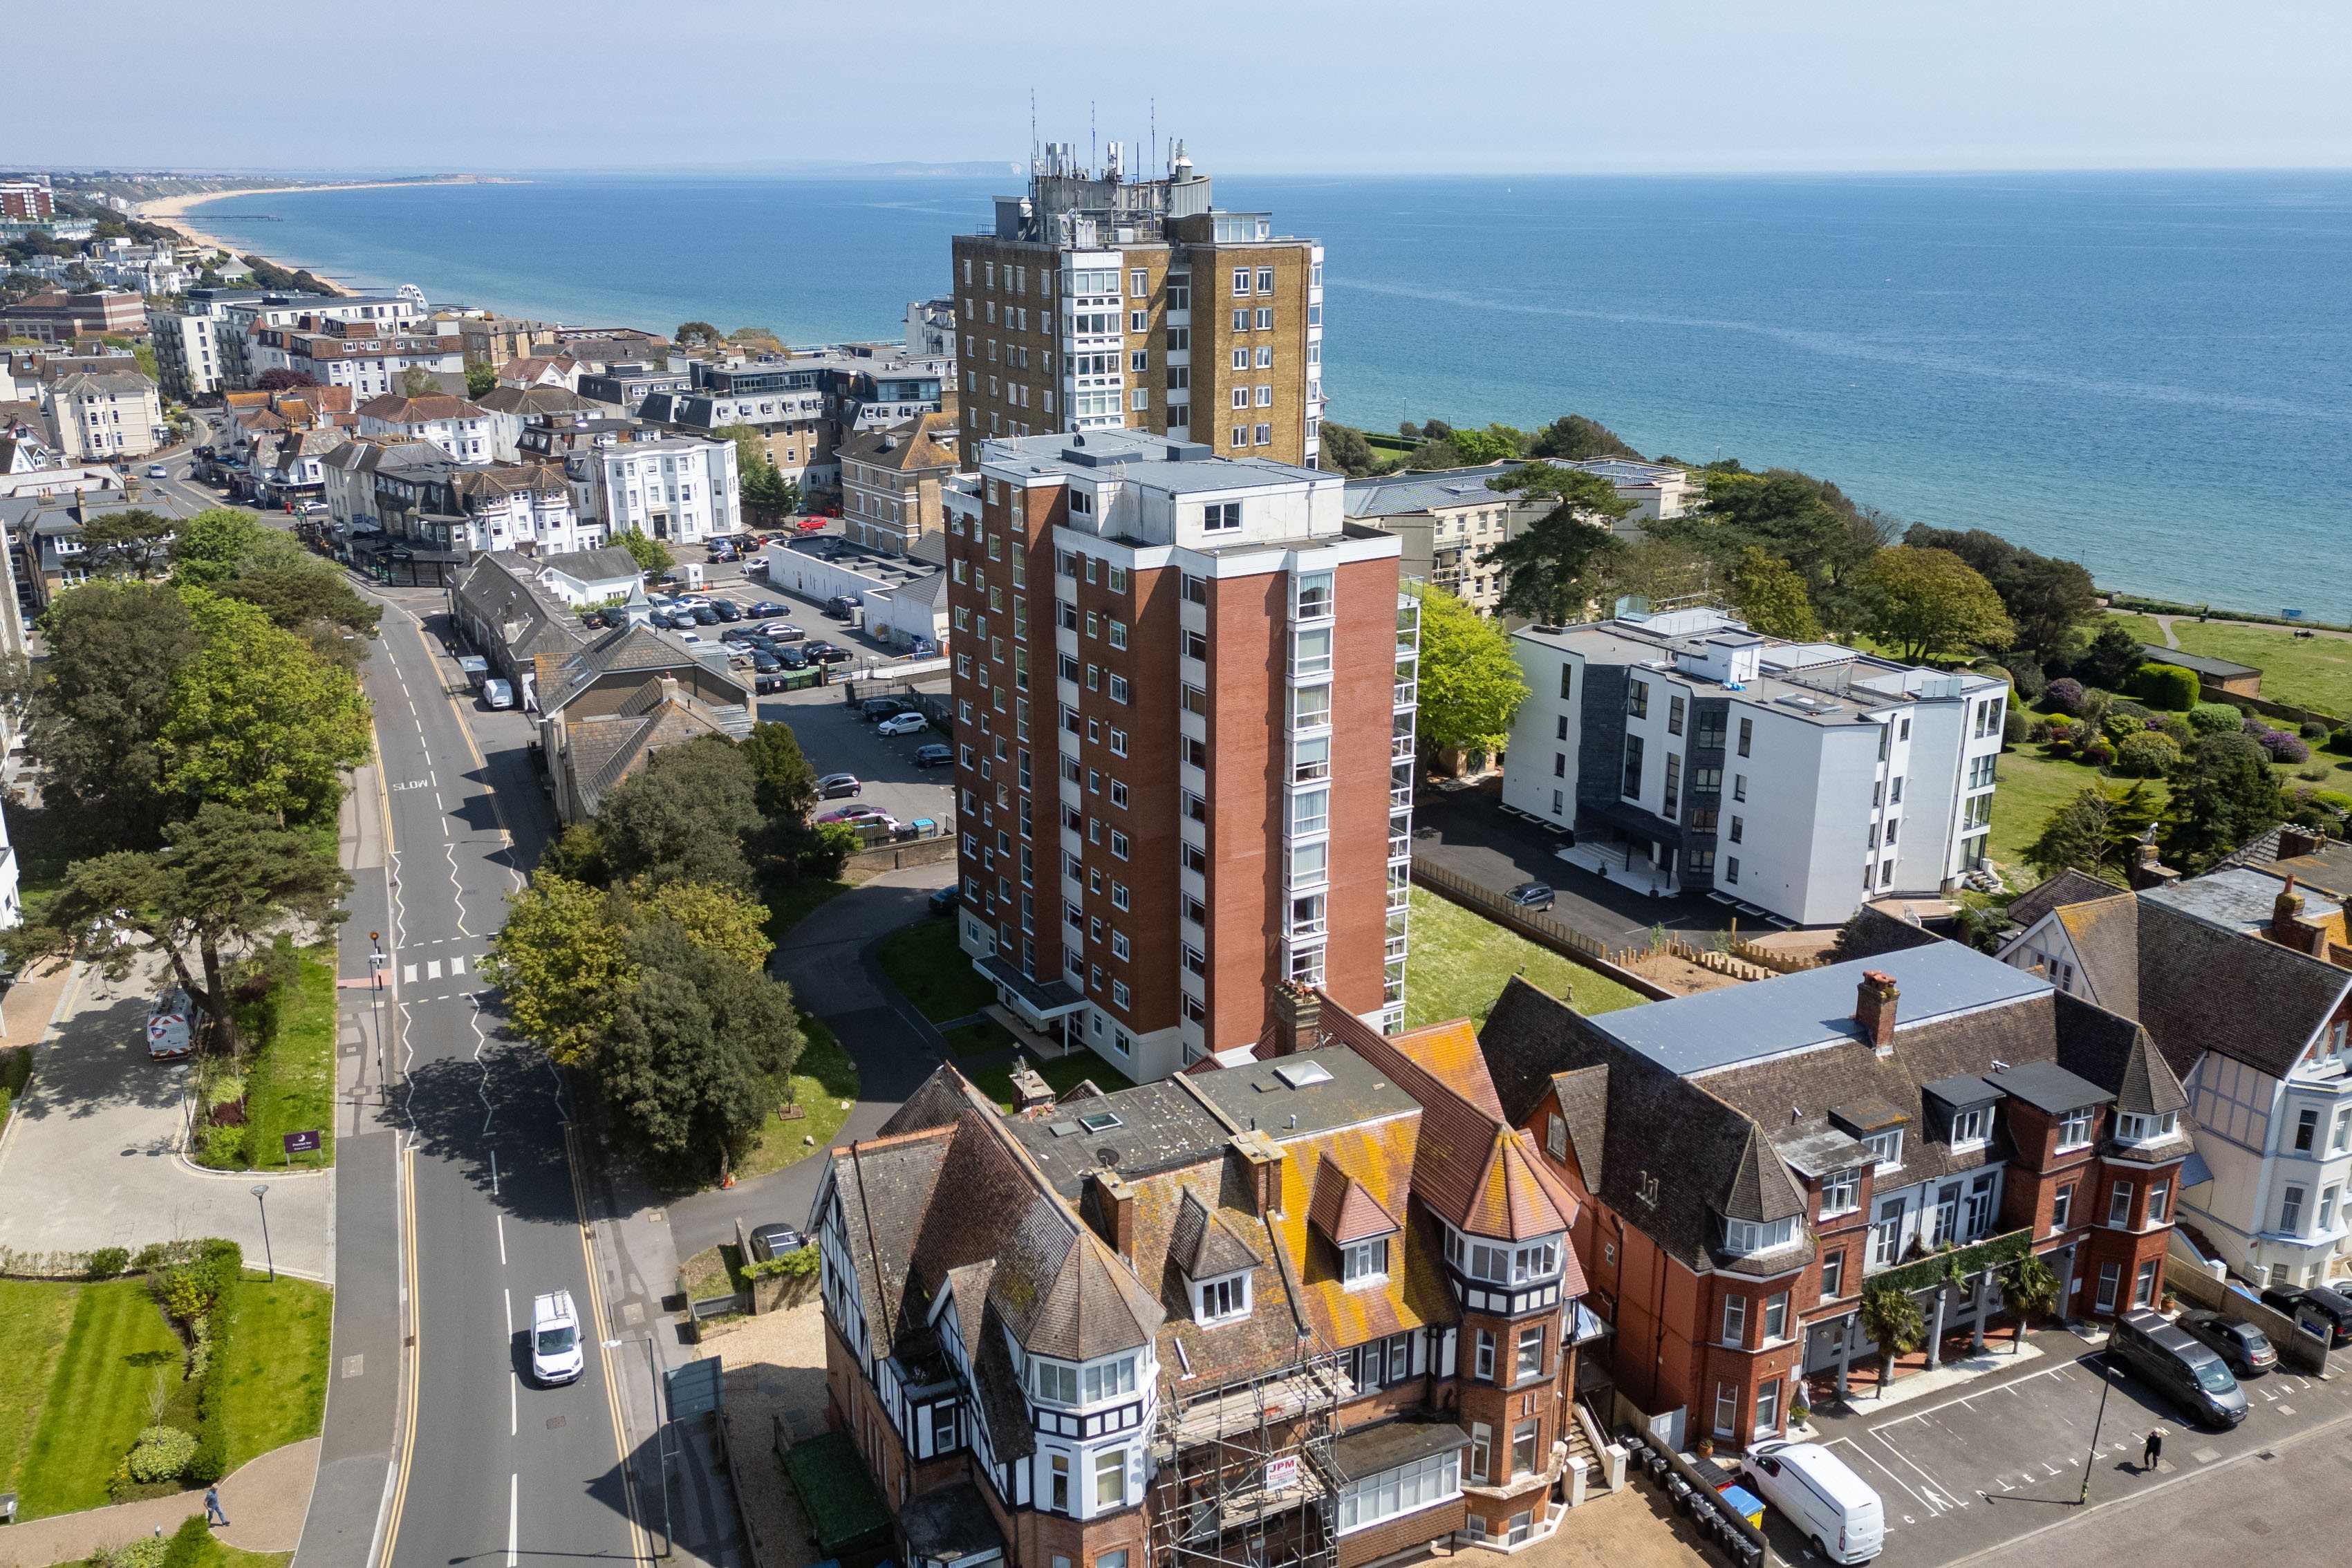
[26,990,187,1122]
[399,1044,578,1226]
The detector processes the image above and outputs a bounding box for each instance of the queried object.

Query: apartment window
[1094,1448,1128,1507]
[1231,347,1249,372]
[1714,1384,1739,1441]
[1621,736,1644,799]
[1256,344,1273,368]
[1737,716,1753,756]
[1820,1166,1860,1217]
[1728,814,1744,844]
[1108,674,1129,704]
[1514,1324,1545,1381]
[1108,727,1128,757]
[1872,1199,1905,1266]
[1754,1379,1781,1437]
[1668,693,1686,736]
[1254,423,1272,445]
[1820,1249,1846,1300]
[1111,830,1130,860]
[1231,310,1249,333]
[2132,1258,2158,1311]
[1721,1294,1747,1347]
[1198,1273,1248,1323]
[1559,664,1574,700]
[1473,1329,1495,1381]
[1469,1422,1491,1484]
[2057,1105,2095,1150]
[1726,857,1739,885]
[1130,268,1148,297]
[1663,754,1682,815]
[2334,1108,2351,1154]
[2297,1107,2320,1151]
[2109,1182,2136,1227]
[1627,678,1650,719]
[2149,1179,2172,1224]
[1864,1129,1903,1169]
[1733,773,1747,801]
[2320,1185,2338,1231]
[1341,1239,1389,1285]
[1050,1453,1071,1511]
[2051,1182,2075,1232]
[2281,1184,2306,1233]
[2114,1111,2177,1143]
[1256,266,1276,293]
[1950,1106,1990,1148]
[2095,1262,2121,1314]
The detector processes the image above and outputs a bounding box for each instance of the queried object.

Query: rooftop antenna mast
[1152,99,1158,178]
[1090,101,1096,177]
[1030,88,1038,171]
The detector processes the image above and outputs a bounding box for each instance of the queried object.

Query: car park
[914,743,954,769]
[670,595,711,610]
[1738,1441,1883,1565]
[2175,1308,2278,1376]
[1506,881,1556,911]
[747,1223,805,1261]
[816,772,861,798]
[2109,1307,2247,1428]
[772,645,808,669]
[877,711,928,736]
[530,1290,584,1385]
[2259,1282,2352,1345]
[823,595,857,619]
[750,652,781,673]
[146,987,194,1061]
[859,697,911,722]
[760,621,804,642]
[689,605,720,625]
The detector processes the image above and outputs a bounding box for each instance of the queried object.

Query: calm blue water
[191,171,2352,619]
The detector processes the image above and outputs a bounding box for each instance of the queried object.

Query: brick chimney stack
[2272,877,2306,942]
[1268,982,1322,1058]
[1856,971,1899,1055]
[2127,839,2181,892]
[1086,1168,1135,1259]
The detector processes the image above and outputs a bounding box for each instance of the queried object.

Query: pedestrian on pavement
[2143,1427,2164,1470]
[205,1486,228,1527]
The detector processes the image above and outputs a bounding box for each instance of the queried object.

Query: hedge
[1869,1229,2033,1296]
[2187,702,2243,734]
[2131,662,2199,711]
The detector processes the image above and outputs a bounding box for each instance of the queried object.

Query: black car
[807,642,851,664]
[710,599,742,622]
[2175,1309,2279,1376]
[1506,881,1556,911]
[816,773,861,799]
[859,697,911,722]
[751,652,782,673]
[913,743,955,769]
[646,609,676,629]
[928,886,959,917]
[689,605,720,626]
[747,601,787,617]
[823,595,856,620]
[2259,1283,2352,1345]
[747,1223,805,1261]
[2109,1308,2246,1429]
[773,646,808,669]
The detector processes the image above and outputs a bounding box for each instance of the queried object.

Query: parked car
[1506,881,1556,911]
[817,806,899,832]
[2259,1283,2352,1345]
[806,642,851,664]
[747,1224,805,1261]
[710,599,742,622]
[1737,1442,1883,1565]
[675,631,702,643]
[928,886,960,916]
[760,622,804,642]
[146,987,194,1061]
[816,772,861,799]
[2175,1308,2278,1376]
[2109,1307,2246,1428]
[795,516,828,532]
[913,743,955,769]
[669,594,711,610]
[483,678,515,710]
[748,601,787,618]
[749,651,781,673]
[877,711,928,736]
[859,697,911,722]
[530,1290,584,1385]
[689,605,720,625]
[773,646,809,669]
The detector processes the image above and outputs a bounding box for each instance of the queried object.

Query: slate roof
[1480,976,1584,1126]
[357,393,487,422]
[565,692,732,816]
[2006,868,2123,932]
[840,413,957,472]
[1169,1189,1267,1278]
[476,384,594,418]
[1548,1062,1610,1192]
[452,551,588,669]
[539,545,640,586]
[541,621,747,718]
[987,1197,1162,1362]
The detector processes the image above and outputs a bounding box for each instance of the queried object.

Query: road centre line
[507,1473,517,1568]
[497,1214,506,1266]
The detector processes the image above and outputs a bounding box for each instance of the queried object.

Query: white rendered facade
[594,438,739,545]
[1500,608,2006,925]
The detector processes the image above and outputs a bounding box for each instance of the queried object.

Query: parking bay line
[1824,1436,1928,1526]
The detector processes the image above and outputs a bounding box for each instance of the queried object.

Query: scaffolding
[1146,1350,1352,1568]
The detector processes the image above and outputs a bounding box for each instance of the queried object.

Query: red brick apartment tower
[943,429,1416,1081]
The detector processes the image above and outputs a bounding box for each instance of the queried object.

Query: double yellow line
[378,1141,423,1565]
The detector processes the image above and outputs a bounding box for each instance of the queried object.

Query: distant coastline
[142,176,527,295]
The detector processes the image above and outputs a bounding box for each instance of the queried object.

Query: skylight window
[1273,1060,1333,1090]
[1078,1112,1123,1134]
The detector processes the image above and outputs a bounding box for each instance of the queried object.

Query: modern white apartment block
[590,436,739,545]
[1500,606,2008,925]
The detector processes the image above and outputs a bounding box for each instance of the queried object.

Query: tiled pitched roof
[357,393,487,422]
[1168,1189,1267,1278]
[987,1199,1161,1362]
[1307,1156,1401,1244]
[1479,976,1581,1126]
[568,693,730,816]
[2104,897,2351,1081]
[1463,1129,1578,1241]
[2053,894,2142,1016]
[1721,1125,1807,1224]
[2006,868,2124,931]
[1388,1020,1507,1120]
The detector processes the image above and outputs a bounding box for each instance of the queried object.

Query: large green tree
[158,590,373,827]
[595,920,804,1180]
[1654,468,1883,626]
[10,805,349,1054]
[169,508,268,588]
[1527,414,1640,462]
[2076,619,2147,691]
[1480,463,1632,624]
[598,735,765,888]
[79,507,177,580]
[2023,782,2160,882]
[738,720,819,824]
[1904,524,2100,663]
[1317,422,1383,478]
[465,363,498,399]
[2163,731,2284,870]
[1726,547,1822,640]
[1410,586,1527,761]
[673,321,720,348]
[15,581,203,845]
[616,528,671,575]
[1856,547,2014,662]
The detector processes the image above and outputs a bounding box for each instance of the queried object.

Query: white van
[530,1290,583,1385]
[1740,1440,1883,1563]
[146,987,194,1061]
[483,678,514,710]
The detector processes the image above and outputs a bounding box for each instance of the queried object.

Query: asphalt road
[359,595,648,1568]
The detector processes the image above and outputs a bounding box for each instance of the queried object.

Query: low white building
[592,436,738,546]
[536,545,642,606]
[48,370,164,461]
[1342,464,1549,613]
[1499,605,2008,925]
[357,393,495,464]
[760,533,947,652]
[1560,457,1697,521]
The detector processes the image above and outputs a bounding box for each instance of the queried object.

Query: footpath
[0,1439,318,1568]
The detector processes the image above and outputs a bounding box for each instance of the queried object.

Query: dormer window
[1341,1238,1389,1287]
[1863,1130,1903,1170]
[2057,1106,2096,1150]
[1724,1215,1800,1256]
[1950,1106,1992,1149]
[2113,1111,2179,1146]
[1195,1272,1250,1324]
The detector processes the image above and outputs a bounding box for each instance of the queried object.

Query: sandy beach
[138,176,521,292]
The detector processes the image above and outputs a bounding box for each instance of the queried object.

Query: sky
[17,0,2352,176]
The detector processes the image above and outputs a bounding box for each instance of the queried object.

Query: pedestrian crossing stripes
[402,954,476,986]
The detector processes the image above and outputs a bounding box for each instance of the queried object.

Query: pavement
[1786,1326,2352,1567]
[1411,782,1737,948]
[0,953,334,1279]
[0,1437,320,1567]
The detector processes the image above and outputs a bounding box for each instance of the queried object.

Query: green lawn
[2110,613,2352,720]
[875,917,997,1023]
[1402,887,1647,1030]
[943,1017,1017,1056]
[17,1280,185,1518]
[971,1049,1137,1111]
[209,1275,333,1473]
[734,1013,859,1182]
[1981,746,2156,881]
[232,946,338,1171]
[763,876,850,949]
[0,1281,79,1504]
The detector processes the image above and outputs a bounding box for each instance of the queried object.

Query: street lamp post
[2078,1359,2115,1504]
[249,1185,275,1282]
[369,932,388,1096]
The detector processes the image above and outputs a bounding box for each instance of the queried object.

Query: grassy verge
[733,1013,857,1182]
[875,917,996,1023]
[943,1017,1016,1056]
[762,876,850,950]
[17,1280,183,1518]
[1979,746,2165,879]
[2110,613,2352,718]
[0,1280,79,1505]
[1402,887,1647,1030]
[233,945,337,1171]
[971,1049,1137,1111]
[208,1273,332,1473]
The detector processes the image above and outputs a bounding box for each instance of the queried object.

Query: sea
[188,170,2352,620]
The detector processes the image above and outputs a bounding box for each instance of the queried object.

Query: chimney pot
[1269,982,1321,1058]
[1856,971,1899,1054]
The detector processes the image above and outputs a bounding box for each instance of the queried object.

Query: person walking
[205,1486,228,1527]
[2143,1427,2165,1471]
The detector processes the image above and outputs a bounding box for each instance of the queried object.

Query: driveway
[1412,782,1731,947]
[0,962,332,1278]
[1792,1329,2352,1568]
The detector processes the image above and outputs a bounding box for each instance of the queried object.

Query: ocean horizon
[188,169,2352,622]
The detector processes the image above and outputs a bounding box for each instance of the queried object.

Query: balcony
[1391,732,1415,763]
[1389,832,1410,864]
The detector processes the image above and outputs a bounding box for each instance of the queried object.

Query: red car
[794,516,828,533]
